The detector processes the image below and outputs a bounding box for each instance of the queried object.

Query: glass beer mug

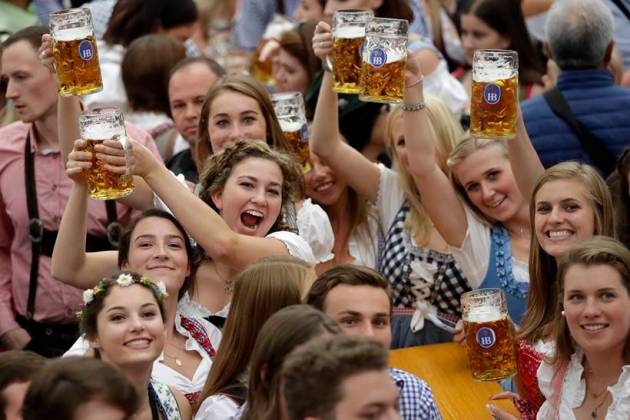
[271,92,311,173]
[331,9,374,94]
[49,8,103,96]
[461,288,517,381]
[470,49,518,139]
[359,18,408,104]
[79,108,134,200]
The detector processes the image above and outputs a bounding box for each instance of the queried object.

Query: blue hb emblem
[476,327,496,349]
[78,40,94,61]
[300,124,309,143]
[483,83,501,104]
[369,48,387,68]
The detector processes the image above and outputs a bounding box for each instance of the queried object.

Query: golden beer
[79,108,134,200]
[359,55,406,104]
[461,288,517,381]
[250,38,274,85]
[470,76,518,138]
[332,31,365,94]
[50,9,103,96]
[83,139,134,200]
[463,315,518,381]
[358,18,408,104]
[281,121,311,173]
[470,49,519,139]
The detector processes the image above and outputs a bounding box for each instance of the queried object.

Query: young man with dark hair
[0,350,46,420]
[306,264,442,420]
[282,334,400,420]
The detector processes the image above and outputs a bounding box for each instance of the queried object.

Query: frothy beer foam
[334,26,365,39]
[473,67,516,83]
[466,306,503,323]
[82,124,125,141]
[54,26,92,41]
[279,120,304,133]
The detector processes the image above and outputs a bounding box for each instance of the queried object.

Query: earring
[561,310,565,317]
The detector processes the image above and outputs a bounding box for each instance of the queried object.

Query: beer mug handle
[116,134,132,177]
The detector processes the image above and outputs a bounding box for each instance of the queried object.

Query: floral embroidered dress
[150,380,182,420]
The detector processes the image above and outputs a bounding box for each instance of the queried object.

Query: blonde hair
[198,140,304,234]
[519,162,615,343]
[198,256,315,408]
[551,236,630,364]
[385,94,463,245]
[446,137,508,226]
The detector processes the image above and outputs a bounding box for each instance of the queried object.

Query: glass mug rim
[333,9,375,17]
[365,17,409,35]
[80,107,123,120]
[49,7,92,22]
[271,91,304,102]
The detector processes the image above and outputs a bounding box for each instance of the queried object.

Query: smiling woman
[536,237,630,419]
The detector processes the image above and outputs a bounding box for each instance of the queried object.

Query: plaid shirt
[390,368,442,420]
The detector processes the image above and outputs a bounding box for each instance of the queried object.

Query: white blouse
[194,394,240,420]
[296,198,334,263]
[64,309,222,400]
[449,205,529,289]
[537,350,630,419]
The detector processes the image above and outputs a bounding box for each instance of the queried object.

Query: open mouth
[581,323,608,332]
[124,338,152,349]
[546,230,574,240]
[487,196,506,209]
[314,181,334,193]
[241,210,264,230]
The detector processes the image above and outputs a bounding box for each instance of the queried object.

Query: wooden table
[390,342,519,419]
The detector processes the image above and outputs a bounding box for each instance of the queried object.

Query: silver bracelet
[401,100,426,112]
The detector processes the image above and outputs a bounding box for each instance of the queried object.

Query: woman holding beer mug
[311,23,473,348]
[535,237,630,419]
[52,184,221,404]
[77,271,193,419]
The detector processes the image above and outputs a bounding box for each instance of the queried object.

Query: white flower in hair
[116,273,134,287]
[83,289,94,305]
[156,281,167,297]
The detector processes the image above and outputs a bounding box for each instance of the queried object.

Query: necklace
[163,351,183,367]
[589,391,609,419]
[213,264,234,294]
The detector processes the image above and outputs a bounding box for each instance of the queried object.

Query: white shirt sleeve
[423,61,468,120]
[63,334,91,357]
[194,394,240,420]
[448,206,491,289]
[296,198,335,263]
[266,230,317,265]
[376,164,406,233]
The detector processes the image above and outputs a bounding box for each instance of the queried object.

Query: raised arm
[51,140,119,288]
[309,21,380,203]
[109,140,301,271]
[404,58,469,247]
[506,108,545,201]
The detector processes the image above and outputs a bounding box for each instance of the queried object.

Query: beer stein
[271,92,311,173]
[359,17,408,104]
[470,49,518,139]
[79,108,134,200]
[49,8,103,96]
[461,288,517,381]
[331,9,374,94]
[250,15,294,86]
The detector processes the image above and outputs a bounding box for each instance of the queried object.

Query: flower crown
[82,273,168,307]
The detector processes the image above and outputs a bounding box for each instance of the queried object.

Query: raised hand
[38,34,55,74]
[65,139,92,183]
[312,21,333,60]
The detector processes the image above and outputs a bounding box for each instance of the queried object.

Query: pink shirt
[0,121,159,336]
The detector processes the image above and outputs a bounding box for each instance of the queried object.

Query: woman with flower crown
[54,203,221,405]
[79,271,192,419]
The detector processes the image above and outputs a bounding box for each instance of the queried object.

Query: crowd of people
[0,0,629,419]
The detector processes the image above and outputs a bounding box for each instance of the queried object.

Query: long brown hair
[194,74,289,171]
[197,256,315,408]
[551,236,630,364]
[519,162,615,343]
[242,305,340,420]
[607,148,630,248]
